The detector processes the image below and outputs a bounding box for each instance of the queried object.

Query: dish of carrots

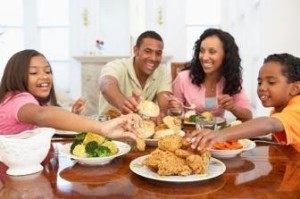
[212,140,243,150]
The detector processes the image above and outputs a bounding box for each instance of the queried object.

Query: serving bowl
[0,128,55,175]
[210,139,256,159]
[60,140,131,166]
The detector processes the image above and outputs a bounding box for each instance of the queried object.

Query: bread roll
[153,129,176,139]
[155,123,168,132]
[137,120,156,139]
[163,116,181,133]
[137,100,160,117]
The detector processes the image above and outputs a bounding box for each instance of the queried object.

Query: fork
[164,94,196,110]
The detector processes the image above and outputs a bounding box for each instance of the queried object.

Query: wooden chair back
[171,62,189,81]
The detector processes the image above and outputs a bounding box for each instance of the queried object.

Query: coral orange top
[271,95,300,152]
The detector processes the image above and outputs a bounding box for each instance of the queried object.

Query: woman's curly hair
[263,53,300,83]
[187,28,243,95]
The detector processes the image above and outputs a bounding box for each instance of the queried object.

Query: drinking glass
[195,116,217,130]
[88,114,111,122]
[167,107,184,129]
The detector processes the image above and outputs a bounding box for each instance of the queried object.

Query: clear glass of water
[195,116,217,130]
[88,114,111,122]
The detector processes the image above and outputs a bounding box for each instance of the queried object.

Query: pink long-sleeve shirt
[173,70,251,117]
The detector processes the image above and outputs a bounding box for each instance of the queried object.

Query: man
[98,30,172,118]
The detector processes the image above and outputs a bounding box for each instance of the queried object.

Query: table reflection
[130,174,225,199]
[1,140,300,198]
[0,172,54,199]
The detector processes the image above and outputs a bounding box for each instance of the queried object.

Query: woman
[0,49,141,140]
[173,28,252,121]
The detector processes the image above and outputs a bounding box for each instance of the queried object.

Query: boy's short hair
[264,53,300,83]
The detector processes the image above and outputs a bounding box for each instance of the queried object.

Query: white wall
[67,0,300,114]
[69,0,130,98]
[220,0,300,117]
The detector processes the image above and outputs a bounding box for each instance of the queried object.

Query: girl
[187,53,300,152]
[0,49,141,140]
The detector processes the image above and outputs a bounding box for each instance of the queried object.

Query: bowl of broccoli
[60,132,131,166]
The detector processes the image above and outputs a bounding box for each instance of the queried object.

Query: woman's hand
[100,113,143,140]
[217,94,235,111]
[72,97,87,114]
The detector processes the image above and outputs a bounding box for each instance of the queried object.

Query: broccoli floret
[104,137,112,142]
[194,115,206,122]
[70,132,87,153]
[85,141,99,157]
[95,145,111,157]
[75,132,87,142]
[189,115,201,123]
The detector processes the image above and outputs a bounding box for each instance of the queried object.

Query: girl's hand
[72,97,87,114]
[101,113,143,140]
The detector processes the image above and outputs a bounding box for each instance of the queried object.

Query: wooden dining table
[1,128,300,199]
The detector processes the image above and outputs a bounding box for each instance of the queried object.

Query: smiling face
[27,55,53,100]
[199,35,225,76]
[133,38,163,78]
[257,61,297,112]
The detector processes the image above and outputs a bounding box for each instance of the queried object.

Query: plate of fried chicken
[130,134,226,182]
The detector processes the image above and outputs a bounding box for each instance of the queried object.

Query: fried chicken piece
[186,150,211,174]
[105,109,121,119]
[157,152,192,176]
[143,149,171,171]
[136,137,146,151]
[174,148,193,159]
[143,135,211,177]
[158,134,183,152]
[181,139,192,149]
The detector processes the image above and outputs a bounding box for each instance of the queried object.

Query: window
[0,0,24,75]
[0,0,70,92]
[185,0,220,59]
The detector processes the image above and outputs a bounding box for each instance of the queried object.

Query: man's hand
[119,90,142,114]
[72,97,87,114]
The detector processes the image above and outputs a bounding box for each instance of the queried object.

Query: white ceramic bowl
[0,128,55,175]
[60,141,131,166]
[210,139,256,159]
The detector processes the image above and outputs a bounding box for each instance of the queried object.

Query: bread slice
[137,100,160,117]
[137,120,156,139]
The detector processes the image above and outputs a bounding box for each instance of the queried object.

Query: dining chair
[170,62,189,81]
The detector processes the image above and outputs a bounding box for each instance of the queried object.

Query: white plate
[60,141,131,166]
[184,116,225,125]
[55,130,78,136]
[130,155,226,183]
[145,131,185,147]
[210,139,256,159]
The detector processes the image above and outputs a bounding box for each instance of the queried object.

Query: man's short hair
[135,30,163,47]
